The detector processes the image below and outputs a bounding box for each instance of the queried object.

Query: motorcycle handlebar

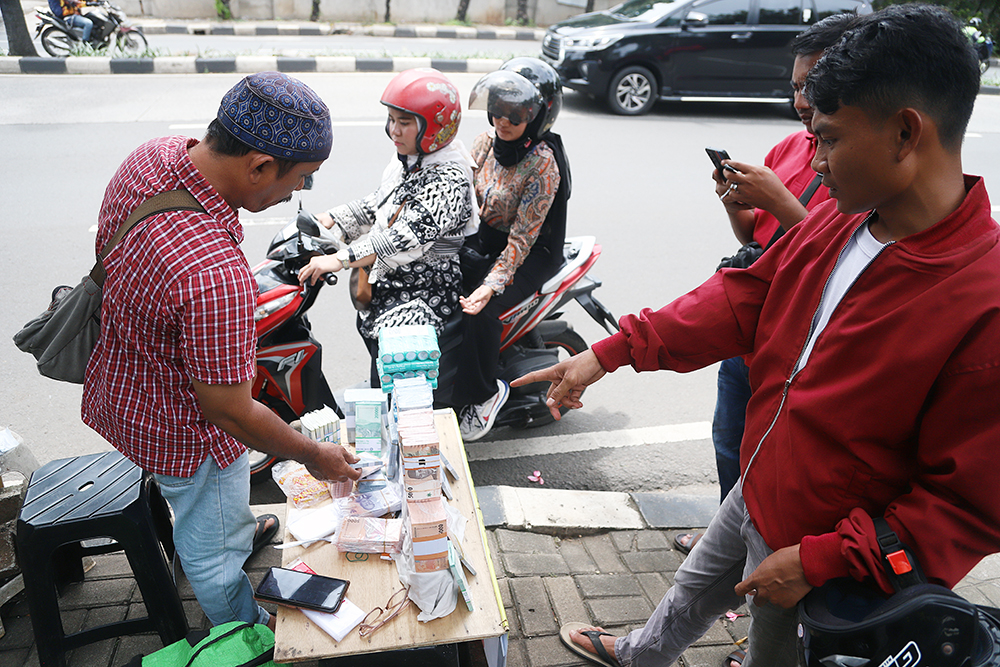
[324,273,338,286]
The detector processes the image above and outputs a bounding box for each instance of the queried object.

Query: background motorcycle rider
[298,68,479,388]
[48,0,92,42]
[449,57,571,442]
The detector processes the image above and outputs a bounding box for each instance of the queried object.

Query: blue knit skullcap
[217,72,332,162]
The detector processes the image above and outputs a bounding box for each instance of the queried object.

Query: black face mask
[490,110,546,167]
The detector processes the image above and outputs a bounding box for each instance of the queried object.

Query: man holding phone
[675,15,858,567]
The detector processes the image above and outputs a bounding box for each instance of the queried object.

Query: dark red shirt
[82,136,256,477]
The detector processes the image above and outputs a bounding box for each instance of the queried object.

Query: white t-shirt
[794,220,888,374]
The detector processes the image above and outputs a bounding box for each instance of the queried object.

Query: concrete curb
[477,485,720,535]
[130,20,545,41]
[0,55,507,74]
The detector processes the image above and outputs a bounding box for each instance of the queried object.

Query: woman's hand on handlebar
[460,285,494,315]
[299,254,343,286]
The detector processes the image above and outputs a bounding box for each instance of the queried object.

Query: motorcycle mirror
[296,211,322,236]
[303,174,314,190]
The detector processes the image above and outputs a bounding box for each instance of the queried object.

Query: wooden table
[273,409,507,663]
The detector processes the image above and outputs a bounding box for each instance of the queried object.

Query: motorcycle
[247,205,617,483]
[33,0,148,57]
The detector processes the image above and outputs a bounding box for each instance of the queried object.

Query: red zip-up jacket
[594,176,1000,593]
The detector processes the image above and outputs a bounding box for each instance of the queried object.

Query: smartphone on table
[705,147,738,180]
[255,566,350,614]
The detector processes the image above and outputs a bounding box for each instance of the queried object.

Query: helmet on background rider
[798,578,1000,667]
[380,68,461,155]
[468,57,563,142]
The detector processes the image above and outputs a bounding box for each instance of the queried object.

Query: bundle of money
[335,484,402,519]
[335,516,404,554]
[408,497,448,572]
[300,406,341,444]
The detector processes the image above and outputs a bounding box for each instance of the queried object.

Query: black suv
[541,0,872,115]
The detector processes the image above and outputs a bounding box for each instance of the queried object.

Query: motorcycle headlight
[254,292,297,322]
[563,34,623,51]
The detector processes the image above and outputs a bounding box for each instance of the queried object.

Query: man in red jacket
[517,5,1000,667]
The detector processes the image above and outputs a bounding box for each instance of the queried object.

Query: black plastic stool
[16,450,188,667]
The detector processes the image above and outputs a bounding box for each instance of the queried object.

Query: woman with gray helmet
[450,57,571,442]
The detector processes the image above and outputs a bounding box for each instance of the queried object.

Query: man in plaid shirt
[82,72,358,630]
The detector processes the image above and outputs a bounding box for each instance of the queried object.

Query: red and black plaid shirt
[82,136,256,477]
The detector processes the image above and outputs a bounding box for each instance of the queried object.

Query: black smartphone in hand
[705,147,734,180]
[255,566,349,614]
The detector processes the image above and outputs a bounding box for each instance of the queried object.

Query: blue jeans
[65,13,93,42]
[615,482,799,667]
[712,357,751,503]
[153,453,270,626]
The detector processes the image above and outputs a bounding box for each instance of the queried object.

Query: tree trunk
[1,0,39,56]
[586,0,595,11]
[384,0,390,23]
[456,0,470,22]
[516,0,528,24]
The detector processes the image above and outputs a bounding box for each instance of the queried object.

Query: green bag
[125,622,277,667]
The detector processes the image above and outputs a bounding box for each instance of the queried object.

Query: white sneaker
[459,380,510,442]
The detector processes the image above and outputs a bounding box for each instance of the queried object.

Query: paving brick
[0,609,35,648]
[544,577,588,627]
[635,530,671,551]
[67,638,115,667]
[496,529,560,555]
[506,638,528,667]
[636,572,670,606]
[610,530,635,553]
[575,574,642,598]
[497,577,513,609]
[581,535,624,574]
[114,634,172,664]
[510,577,557,637]
[556,539,598,575]
[622,550,681,574]
[60,578,135,609]
[486,531,504,576]
[0,647,30,667]
[87,553,133,579]
[681,644,741,667]
[82,604,127,630]
[724,611,751,644]
[587,596,653,626]
[524,634,581,666]
[503,553,569,577]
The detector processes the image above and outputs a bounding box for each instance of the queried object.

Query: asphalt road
[2,70,999,498]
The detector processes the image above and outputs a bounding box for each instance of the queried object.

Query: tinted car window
[692,0,750,25]
[758,0,802,24]
[812,0,863,21]
[609,0,685,22]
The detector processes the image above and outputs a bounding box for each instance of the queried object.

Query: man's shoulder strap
[92,189,205,284]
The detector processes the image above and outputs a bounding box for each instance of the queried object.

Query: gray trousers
[616,482,800,667]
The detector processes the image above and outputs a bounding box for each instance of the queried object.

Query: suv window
[610,0,686,22]
[810,0,863,21]
[758,0,802,24]
[693,0,750,25]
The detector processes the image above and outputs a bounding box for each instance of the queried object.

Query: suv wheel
[607,66,658,115]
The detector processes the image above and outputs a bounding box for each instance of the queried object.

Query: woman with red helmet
[299,68,479,386]
[445,57,571,442]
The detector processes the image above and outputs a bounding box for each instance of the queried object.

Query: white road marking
[464,421,712,462]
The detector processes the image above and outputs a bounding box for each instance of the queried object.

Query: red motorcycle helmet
[381,68,462,154]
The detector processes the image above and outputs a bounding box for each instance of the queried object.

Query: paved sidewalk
[3,488,1000,667]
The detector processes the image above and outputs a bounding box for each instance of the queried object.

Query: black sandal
[251,514,279,555]
[559,622,621,667]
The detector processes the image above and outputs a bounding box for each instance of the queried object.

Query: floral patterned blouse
[471,132,560,294]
